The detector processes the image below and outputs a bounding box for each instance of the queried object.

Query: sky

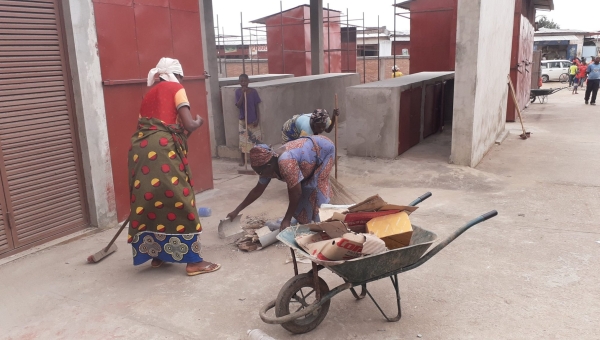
[212,0,599,43]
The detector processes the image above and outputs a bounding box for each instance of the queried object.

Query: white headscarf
[147,57,184,86]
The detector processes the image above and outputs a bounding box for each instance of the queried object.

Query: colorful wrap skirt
[127,118,203,265]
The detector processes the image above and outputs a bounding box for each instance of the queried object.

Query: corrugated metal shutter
[0,0,88,252]
[0,183,9,253]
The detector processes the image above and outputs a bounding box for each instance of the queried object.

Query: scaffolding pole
[280,1,285,73]
[240,12,246,74]
[362,12,365,83]
[216,15,221,75]
[377,15,380,81]
[393,0,397,76]
[223,27,227,77]
[327,4,331,73]
[249,23,253,75]
[346,8,349,73]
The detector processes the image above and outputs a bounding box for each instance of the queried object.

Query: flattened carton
[366,211,413,249]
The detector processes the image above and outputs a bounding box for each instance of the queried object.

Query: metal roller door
[0,0,88,256]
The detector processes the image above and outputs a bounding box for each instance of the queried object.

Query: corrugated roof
[394,0,414,10]
[533,0,554,10]
[534,35,579,42]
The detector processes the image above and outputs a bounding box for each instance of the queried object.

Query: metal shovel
[218,214,244,239]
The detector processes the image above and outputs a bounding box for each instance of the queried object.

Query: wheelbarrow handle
[400,210,498,272]
[408,192,432,207]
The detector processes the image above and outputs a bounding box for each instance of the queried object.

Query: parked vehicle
[541,60,571,83]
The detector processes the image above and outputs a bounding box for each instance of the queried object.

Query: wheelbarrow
[530,87,567,104]
[259,192,498,334]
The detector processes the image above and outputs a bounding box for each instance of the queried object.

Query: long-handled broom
[329,93,359,205]
[87,217,130,263]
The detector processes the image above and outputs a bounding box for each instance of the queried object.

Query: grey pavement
[1,84,599,339]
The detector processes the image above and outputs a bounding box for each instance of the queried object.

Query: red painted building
[397,0,457,74]
[396,0,552,122]
[93,0,213,220]
[251,5,342,76]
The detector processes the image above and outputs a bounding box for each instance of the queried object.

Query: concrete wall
[346,72,454,158]
[221,73,359,148]
[451,0,515,167]
[62,1,117,228]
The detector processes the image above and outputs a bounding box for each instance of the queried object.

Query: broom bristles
[329,176,359,205]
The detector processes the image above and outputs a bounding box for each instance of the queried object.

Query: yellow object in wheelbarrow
[366,211,413,249]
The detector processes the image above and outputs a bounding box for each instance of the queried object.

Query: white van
[541,60,572,83]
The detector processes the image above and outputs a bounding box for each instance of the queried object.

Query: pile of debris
[235,215,268,252]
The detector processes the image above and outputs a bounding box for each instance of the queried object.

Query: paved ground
[1,84,599,340]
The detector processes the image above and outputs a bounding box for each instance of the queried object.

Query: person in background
[236,73,262,166]
[572,73,580,95]
[584,57,600,105]
[569,61,578,87]
[281,108,339,143]
[578,58,588,88]
[392,65,403,78]
[128,57,220,276]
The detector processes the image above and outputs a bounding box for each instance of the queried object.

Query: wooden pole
[507,75,529,139]
[334,93,338,179]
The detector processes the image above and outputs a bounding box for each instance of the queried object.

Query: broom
[329,176,359,205]
[328,94,359,205]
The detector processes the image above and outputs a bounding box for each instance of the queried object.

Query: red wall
[392,41,410,56]
[93,0,213,220]
[265,6,341,76]
[408,0,457,74]
[507,0,535,122]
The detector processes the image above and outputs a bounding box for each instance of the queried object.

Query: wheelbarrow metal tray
[277,225,437,283]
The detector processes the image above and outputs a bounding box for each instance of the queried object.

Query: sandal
[187,262,221,276]
[151,259,164,268]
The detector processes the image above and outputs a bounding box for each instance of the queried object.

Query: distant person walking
[584,57,600,105]
[569,62,578,87]
[578,58,588,88]
[392,65,403,78]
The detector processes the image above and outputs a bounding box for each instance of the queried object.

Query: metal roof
[533,0,554,10]
[534,35,579,42]
[394,0,413,10]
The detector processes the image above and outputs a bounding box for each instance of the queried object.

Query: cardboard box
[366,211,413,249]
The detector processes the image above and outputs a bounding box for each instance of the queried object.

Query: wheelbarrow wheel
[275,273,331,334]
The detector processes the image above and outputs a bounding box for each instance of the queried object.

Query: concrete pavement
[1,85,599,339]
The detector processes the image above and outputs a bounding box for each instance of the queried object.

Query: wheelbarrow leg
[350,284,367,300]
[363,274,402,322]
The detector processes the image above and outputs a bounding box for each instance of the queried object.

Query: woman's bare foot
[151,258,164,268]
[186,261,221,276]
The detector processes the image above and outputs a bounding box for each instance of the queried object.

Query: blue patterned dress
[259,136,335,223]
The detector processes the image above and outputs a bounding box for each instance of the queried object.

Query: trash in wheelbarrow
[296,231,387,261]
[325,194,418,233]
[295,220,387,262]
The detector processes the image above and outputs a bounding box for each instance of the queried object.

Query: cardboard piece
[366,211,413,249]
[347,195,387,212]
[306,221,349,238]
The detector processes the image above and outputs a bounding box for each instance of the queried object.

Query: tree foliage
[537,16,560,29]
